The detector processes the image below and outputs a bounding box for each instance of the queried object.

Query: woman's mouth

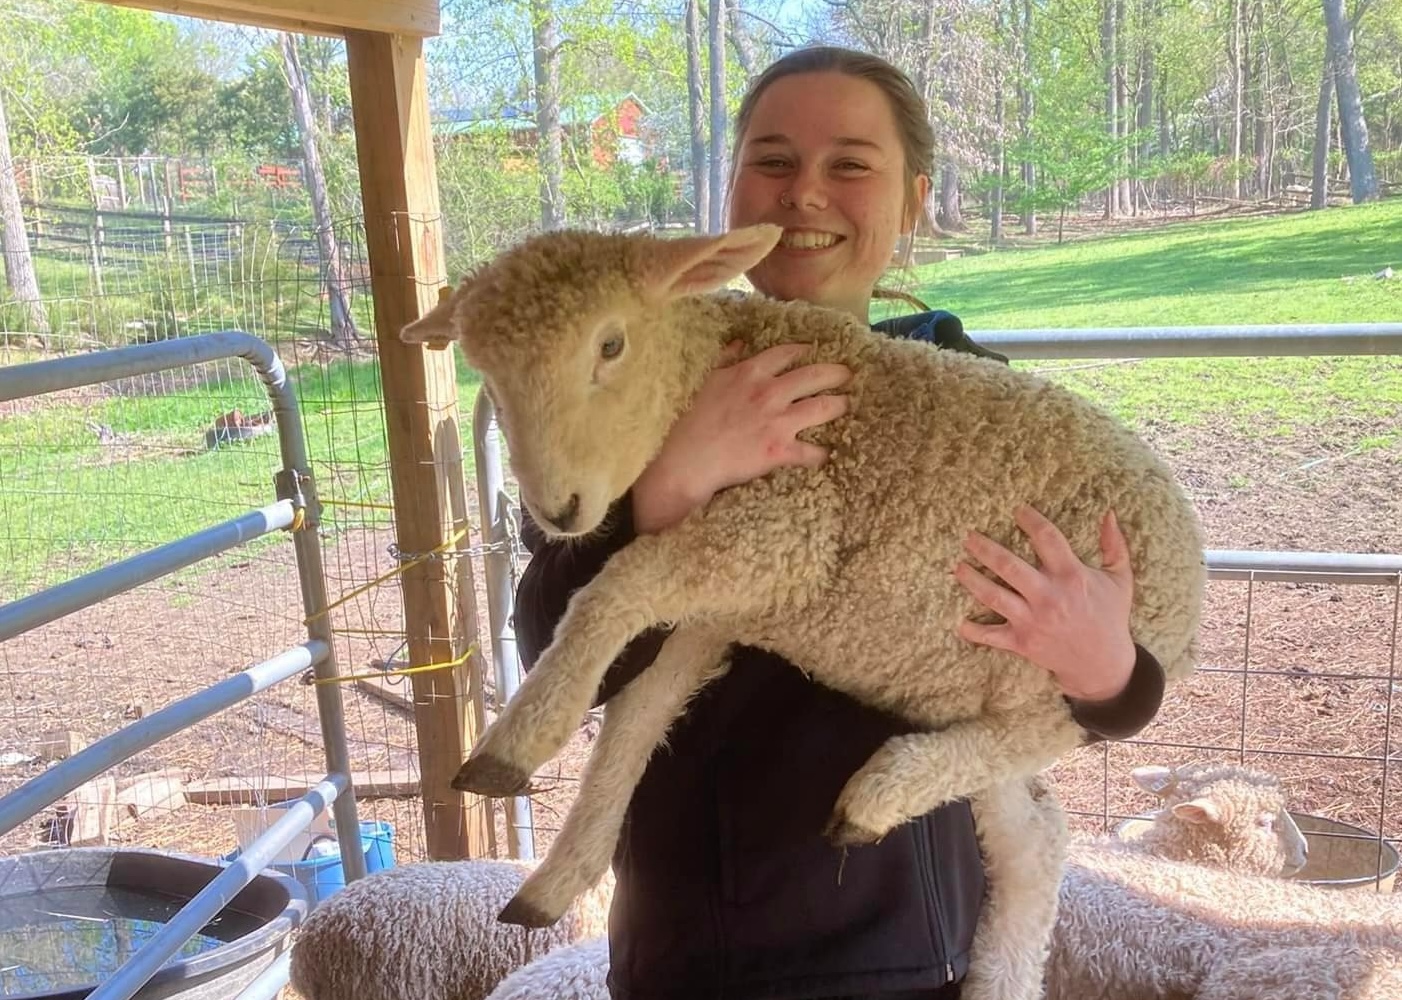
[779,229,843,250]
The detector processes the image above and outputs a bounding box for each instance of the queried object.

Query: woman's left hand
[952,504,1137,703]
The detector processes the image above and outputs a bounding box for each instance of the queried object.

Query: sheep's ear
[1131,765,1177,797]
[646,224,784,300]
[1172,797,1230,826]
[400,282,464,351]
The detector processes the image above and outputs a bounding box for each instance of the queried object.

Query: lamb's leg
[824,709,1077,846]
[457,480,837,796]
[499,626,733,927]
[960,775,1068,1000]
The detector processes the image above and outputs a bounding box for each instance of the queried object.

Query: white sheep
[286,858,612,1000]
[484,937,611,1000]
[1047,762,1400,1000]
[400,223,1208,1000]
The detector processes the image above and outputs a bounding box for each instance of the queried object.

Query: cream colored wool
[484,937,612,1000]
[1047,836,1400,999]
[287,859,612,1000]
[400,223,1208,1000]
[1043,761,1402,1000]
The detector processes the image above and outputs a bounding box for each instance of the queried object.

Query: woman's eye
[601,336,624,359]
[834,160,869,173]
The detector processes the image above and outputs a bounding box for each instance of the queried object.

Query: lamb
[400,222,1208,1000]
[1047,762,1401,1000]
[484,937,612,1000]
[286,858,612,1000]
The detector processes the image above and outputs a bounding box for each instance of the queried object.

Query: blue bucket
[224,817,395,909]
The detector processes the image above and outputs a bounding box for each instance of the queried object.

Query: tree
[279,33,358,346]
[1322,0,1381,203]
[0,83,49,341]
[707,0,727,233]
[686,0,709,232]
[531,0,567,229]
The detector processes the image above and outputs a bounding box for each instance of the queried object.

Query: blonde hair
[730,46,936,313]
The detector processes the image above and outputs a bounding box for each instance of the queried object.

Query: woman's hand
[952,504,1137,703]
[632,341,851,535]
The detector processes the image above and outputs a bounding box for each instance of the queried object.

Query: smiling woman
[726,67,932,321]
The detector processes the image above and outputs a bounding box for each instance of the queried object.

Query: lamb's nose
[544,493,580,532]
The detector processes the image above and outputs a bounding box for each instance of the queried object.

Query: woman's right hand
[631,341,852,534]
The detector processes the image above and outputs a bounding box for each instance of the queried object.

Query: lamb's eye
[600,335,624,359]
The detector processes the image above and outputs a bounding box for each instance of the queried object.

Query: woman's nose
[787,168,829,210]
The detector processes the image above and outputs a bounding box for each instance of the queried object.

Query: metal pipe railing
[0,500,296,642]
[0,331,368,1000]
[473,389,536,860]
[0,640,328,838]
[972,322,1402,359]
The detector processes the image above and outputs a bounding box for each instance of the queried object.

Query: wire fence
[0,209,485,869]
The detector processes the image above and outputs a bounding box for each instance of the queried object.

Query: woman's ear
[903,173,933,235]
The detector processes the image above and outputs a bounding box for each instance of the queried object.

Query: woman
[512,46,1166,1000]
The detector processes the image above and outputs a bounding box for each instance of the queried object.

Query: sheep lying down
[401,223,1207,1000]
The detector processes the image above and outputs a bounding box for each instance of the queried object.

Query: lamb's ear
[1172,797,1231,826]
[400,282,465,350]
[645,224,784,300]
[1131,765,1177,797]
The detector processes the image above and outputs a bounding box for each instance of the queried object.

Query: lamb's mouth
[779,230,843,250]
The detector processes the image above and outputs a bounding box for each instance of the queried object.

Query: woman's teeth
[781,230,840,249]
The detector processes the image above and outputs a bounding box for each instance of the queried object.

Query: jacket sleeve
[1065,643,1166,742]
[513,491,672,707]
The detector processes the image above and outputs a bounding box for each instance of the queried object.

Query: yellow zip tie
[320,499,398,511]
[331,628,413,637]
[313,645,476,685]
[306,525,469,624]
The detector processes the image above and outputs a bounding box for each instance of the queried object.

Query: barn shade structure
[100,0,492,862]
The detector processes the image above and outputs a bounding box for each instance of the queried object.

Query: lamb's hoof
[451,754,531,797]
[498,893,560,929]
[823,814,884,847]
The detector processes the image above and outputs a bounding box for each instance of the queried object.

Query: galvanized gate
[0,331,365,1000]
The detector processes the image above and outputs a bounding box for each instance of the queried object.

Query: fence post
[345,29,495,861]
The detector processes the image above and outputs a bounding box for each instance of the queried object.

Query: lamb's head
[400,224,783,537]
[1130,762,1309,877]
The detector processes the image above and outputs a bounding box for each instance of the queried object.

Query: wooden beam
[344,30,495,862]
[101,0,439,38]
[185,771,420,805]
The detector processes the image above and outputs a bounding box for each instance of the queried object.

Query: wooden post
[345,29,494,861]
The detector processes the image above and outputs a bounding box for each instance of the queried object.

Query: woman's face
[728,71,928,322]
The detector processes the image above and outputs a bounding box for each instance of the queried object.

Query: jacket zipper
[914,816,956,985]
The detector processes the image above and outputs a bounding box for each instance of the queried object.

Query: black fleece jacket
[512,310,1166,1000]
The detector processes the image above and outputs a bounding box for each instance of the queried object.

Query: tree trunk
[726,2,759,84]
[1102,0,1119,218]
[1322,0,1380,203]
[707,0,727,233]
[991,0,1006,244]
[1311,55,1333,209]
[686,0,709,233]
[530,0,567,230]
[1021,0,1037,236]
[936,14,964,231]
[280,33,356,345]
[1229,0,1245,199]
[0,87,48,343]
[1116,0,1131,214]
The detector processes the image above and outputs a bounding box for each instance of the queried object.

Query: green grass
[892,200,1402,429]
[0,355,482,600]
[4,201,1400,598]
